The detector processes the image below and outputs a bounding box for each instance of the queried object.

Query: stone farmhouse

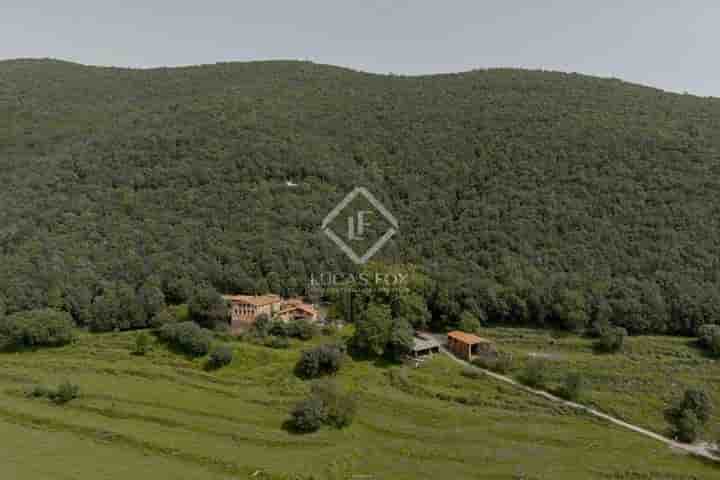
[223,294,318,332]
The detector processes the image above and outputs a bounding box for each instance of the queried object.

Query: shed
[411,332,441,357]
[447,331,495,361]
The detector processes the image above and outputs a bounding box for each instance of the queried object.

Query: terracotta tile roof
[223,294,281,307]
[278,304,317,316]
[282,298,304,306]
[447,330,492,345]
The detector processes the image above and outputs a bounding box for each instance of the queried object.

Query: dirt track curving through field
[435,340,720,464]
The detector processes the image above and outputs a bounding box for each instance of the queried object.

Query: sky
[2,1,719,97]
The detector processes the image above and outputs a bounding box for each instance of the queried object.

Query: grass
[474,326,720,441]
[0,328,717,479]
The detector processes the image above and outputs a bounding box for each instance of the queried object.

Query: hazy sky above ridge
[2,1,718,97]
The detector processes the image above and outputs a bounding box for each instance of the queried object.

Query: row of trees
[4,258,720,347]
[424,259,720,336]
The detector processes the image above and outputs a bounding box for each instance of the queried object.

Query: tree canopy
[2,59,720,334]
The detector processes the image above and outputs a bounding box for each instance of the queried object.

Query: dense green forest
[2,58,720,334]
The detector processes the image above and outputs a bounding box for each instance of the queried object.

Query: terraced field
[0,330,718,479]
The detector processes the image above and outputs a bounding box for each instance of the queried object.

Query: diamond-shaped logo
[322,187,399,265]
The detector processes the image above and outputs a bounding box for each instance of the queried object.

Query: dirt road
[436,341,720,463]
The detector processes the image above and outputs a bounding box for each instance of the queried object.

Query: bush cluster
[0,309,75,350]
[264,335,290,349]
[594,326,627,353]
[697,324,720,357]
[28,380,80,405]
[665,388,713,443]
[132,331,152,355]
[519,358,549,388]
[295,344,344,379]
[277,319,318,340]
[287,380,358,433]
[558,372,587,401]
[206,344,234,370]
[157,321,213,357]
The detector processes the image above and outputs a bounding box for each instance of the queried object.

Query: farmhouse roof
[278,304,317,316]
[412,333,440,352]
[447,331,492,345]
[223,294,281,306]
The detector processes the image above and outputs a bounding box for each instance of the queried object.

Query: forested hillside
[2,58,720,334]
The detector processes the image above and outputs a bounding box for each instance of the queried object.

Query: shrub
[697,324,720,357]
[286,380,357,433]
[666,388,713,443]
[288,397,326,433]
[559,372,587,401]
[472,351,514,374]
[321,323,339,336]
[594,326,627,353]
[269,319,317,341]
[709,334,720,357]
[697,324,720,347]
[206,344,234,370]
[676,410,702,443]
[28,381,80,405]
[264,335,290,349]
[148,308,176,328]
[268,320,289,337]
[132,331,151,355]
[53,381,80,404]
[295,344,344,379]
[311,380,358,429]
[0,309,76,350]
[253,313,271,336]
[679,388,713,424]
[293,319,318,341]
[157,321,212,357]
[587,317,611,338]
[28,385,54,399]
[519,358,548,388]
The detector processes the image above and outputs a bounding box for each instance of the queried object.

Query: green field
[0,329,718,479]
[473,326,720,442]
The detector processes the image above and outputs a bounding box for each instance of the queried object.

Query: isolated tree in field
[352,303,392,357]
[666,388,713,443]
[295,344,344,379]
[288,397,326,433]
[559,372,587,401]
[188,287,228,329]
[287,379,358,433]
[520,358,548,388]
[132,331,151,355]
[206,344,234,370]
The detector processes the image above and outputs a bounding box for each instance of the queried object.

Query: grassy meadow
[0,328,718,479]
[474,326,720,441]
